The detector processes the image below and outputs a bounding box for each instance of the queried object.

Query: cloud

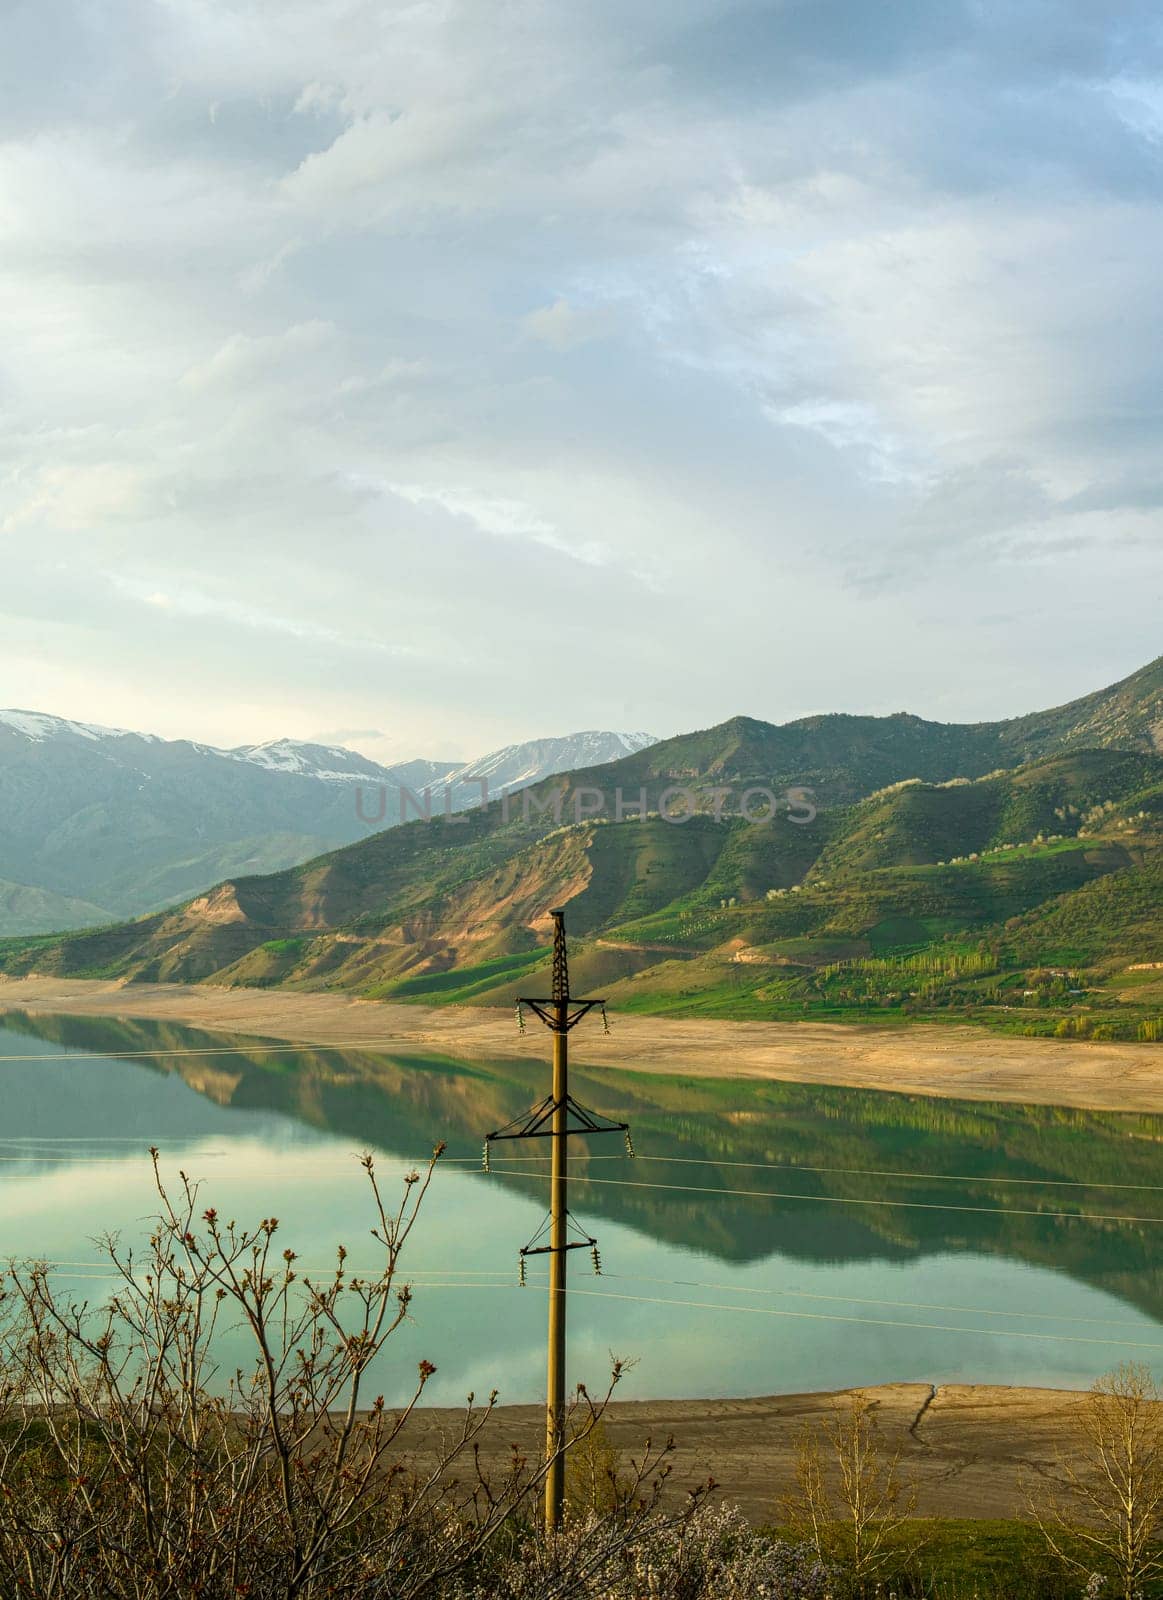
[179,321,339,393]
[2,463,149,533]
[523,299,613,351]
[0,0,1159,753]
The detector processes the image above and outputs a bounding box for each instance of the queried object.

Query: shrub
[0,1152,674,1599]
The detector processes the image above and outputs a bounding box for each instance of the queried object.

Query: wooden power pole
[484,908,633,1535]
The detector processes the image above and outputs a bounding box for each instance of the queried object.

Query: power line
[632,1155,1163,1194]
[0,1143,612,1170]
[0,1151,562,1170]
[4,1143,1162,1227]
[21,1266,1162,1349]
[3,1144,1160,1222]
[484,1150,1163,1193]
[597,1272,1153,1330]
[0,1158,230,1171]
[0,1041,443,1063]
[24,1254,1163,1356]
[484,1166,1163,1225]
[0,1136,228,1145]
[24,1262,1150,1330]
[558,1285,1163,1352]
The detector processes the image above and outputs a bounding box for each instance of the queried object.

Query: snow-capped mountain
[220,730,661,802]
[430,731,658,802]
[0,709,161,745]
[0,710,400,934]
[0,713,405,785]
[228,739,399,784]
[0,711,658,935]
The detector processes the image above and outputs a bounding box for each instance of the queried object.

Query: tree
[566,1417,625,1517]
[564,1389,672,1525]
[1031,1363,1163,1600]
[783,1391,918,1594]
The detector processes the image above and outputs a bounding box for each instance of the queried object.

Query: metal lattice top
[517,908,606,1034]
[550,907,568,1004]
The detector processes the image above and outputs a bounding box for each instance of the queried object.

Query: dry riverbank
[410,1383,1087,1522]
[1,976,1162,1112]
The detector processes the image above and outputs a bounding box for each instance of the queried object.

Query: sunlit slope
[1,660,1161,1036]
[1,753,1158,1039]
[997,654,1163,760]
[810,750,1163,876]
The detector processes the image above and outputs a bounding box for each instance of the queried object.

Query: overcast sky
[1,1,1161,761]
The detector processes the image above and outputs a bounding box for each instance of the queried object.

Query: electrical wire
[17,1260,1156,1337]
[631,1155,1163,1194]
[0,1137,224,1144]
[21,1270,1163,1351]
[53,1260,1142,1355]
[556,1285,1163,1352]
[478,1149,1163,1190]
[3,1143,1161,1223]
[596,1272,1152,1329]
[66,1279,1163,1351]
[0,1154,230,1164]
[8,1134,1163,1198]
[483,1166,1163,1225]
[0,1039,535,1064]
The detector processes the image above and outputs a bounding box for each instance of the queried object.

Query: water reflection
[1,1008,1162,1403]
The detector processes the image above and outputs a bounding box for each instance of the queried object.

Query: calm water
[1,1008,1162,1406]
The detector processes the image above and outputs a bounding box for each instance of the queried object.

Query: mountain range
[2,656,1160,1040]
[0,714,656,934]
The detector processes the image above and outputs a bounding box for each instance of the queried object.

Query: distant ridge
[429,731,657,805]
[0,713,659,934]
[996,655,1163,760]
[4,656,1161,1047]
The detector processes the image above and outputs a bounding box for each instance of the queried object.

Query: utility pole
[483,908,633,1536]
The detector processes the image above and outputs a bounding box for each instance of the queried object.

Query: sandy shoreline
[410,1383,1087,1521]
[1,976,1162,1112]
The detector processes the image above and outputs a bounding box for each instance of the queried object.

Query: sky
[1,1,1161,763]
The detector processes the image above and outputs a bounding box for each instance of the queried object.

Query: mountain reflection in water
[0,1008,1161,1404]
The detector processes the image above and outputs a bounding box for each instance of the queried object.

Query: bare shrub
[1030,1362,1163,1600]
[0,1148,679,1599]
[783,1390,919,1594]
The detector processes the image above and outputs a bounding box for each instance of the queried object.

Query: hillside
[808,749,1163,877]
[0,878,115,937]
[475,655,1163,815]
[2,705,1161,1042]
[0,713,657,934]
[997,654,1163,760]
[2,657,1161,1039]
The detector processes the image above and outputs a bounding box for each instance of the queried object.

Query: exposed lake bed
[3,975,1163,1110]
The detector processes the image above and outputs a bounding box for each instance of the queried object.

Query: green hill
[996,654,1163,761]
[809,750,1163,877]
[0,879,115,937]
[2,657,1161,1041]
